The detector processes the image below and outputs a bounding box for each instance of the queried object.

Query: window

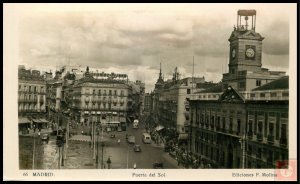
[281,124,287,139]
[239,82,245,89]
[41,86,44,93]
[269,122,274,136]
[187,89,191,94]
[211,116,215,129]
[250,93,255,98]
[109,90,112,96]
[231,68,235,74]
[260,93,265,97]
[229,118,233,133]
[271,93,277,97]
[114,90,117,96]
[256,80,261,86]
[217,116,220,130]
[258,121,263,134]
[121,90,124,96]
[248,120,253,133]
[34,86,37,93]
[237,119,241,134]
[19,85,21,90]
[93,89,96,95]
[222,117,226,130]
[282,92,289,97]
[98,90,101,95]
[29,86,32,92]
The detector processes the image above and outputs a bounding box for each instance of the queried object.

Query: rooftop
[252,76,289,91]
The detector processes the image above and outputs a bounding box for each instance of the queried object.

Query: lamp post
[32,132,36,169]
[239,136,246,169]
[96,126,99,169]
[101,142,105,169]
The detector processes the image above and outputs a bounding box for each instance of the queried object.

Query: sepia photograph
[4,3,297,181]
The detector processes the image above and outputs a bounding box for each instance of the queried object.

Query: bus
[133,119,139,129]
[142,133,151,144]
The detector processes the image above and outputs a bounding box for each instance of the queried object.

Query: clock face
[232,49,236,58]
[245,48,255,58]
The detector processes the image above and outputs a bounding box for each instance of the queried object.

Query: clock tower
[223,10,286,91]
[228,10,264,74]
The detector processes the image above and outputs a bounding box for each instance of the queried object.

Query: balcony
[247,131,253,139]
[92,97,97,103]
[267,135,274,144]
[280,137,287,147]
[210,123,214,130]
[257,133,263,142]
[205,122,209,128]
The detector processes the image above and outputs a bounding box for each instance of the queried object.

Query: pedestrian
[133,163,137,169]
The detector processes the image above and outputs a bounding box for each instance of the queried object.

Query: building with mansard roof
[18,66,48,134]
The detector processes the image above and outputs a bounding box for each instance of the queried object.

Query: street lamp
[101,142,105,169]
[96,126,99,169]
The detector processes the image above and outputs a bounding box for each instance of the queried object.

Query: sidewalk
[19,128,53,137]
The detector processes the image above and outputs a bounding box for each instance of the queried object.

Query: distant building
[188,9,289,168]
[18,67,47,133]
[144,93,152,114]
[152,63,215,144]
[128,80,145,118]
[70,67,131,126]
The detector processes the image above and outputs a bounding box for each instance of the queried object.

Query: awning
[32,119,48,124]
[19,117,31,124]
[178,133,188,140]
[155,125,164,131]
[39,118,49,123]
[97,111,101,114]
[112,112,117,115]
[109,121,120,124]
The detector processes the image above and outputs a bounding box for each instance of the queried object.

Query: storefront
[18,117,32,134]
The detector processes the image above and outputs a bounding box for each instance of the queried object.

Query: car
[41,134,49,143]
[127,135,135,144]
[110,134,116,138]
[153,161,164,169]
[133,144,142,152]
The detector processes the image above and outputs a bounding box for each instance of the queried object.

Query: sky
[15,3,292,92]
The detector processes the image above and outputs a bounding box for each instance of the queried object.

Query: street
[19,119,179,169]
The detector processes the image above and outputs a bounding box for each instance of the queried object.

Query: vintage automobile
[133,144,142,152]
[153,161,164,169]
[41,134,49,143]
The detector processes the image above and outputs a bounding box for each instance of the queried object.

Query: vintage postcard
[3,3,297,181]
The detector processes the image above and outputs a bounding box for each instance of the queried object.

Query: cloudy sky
[15,3,293,92]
